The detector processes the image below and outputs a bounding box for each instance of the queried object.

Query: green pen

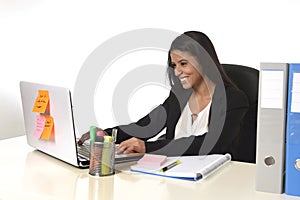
[89,126,97,142]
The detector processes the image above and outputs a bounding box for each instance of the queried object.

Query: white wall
[1,0,300,139]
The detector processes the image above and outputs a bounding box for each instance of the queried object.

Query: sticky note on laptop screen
[32,90,49,113]
[33,115,46,138]
[40,116,54,140]
[137,154,167,168]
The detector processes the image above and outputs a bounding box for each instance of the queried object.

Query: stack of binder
[256,62,300,197]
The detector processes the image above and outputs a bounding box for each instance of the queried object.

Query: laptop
[20,81,143,168]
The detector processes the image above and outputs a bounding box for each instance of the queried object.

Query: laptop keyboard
[77,143,90,159]
[77,142,144,164]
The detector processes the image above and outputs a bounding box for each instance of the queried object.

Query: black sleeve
[104,92,172,143]
[145,135,204,156]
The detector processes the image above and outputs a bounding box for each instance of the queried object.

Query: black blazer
[105,85,249,158]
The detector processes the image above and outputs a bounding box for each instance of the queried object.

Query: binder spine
[285,63,300,197]
[255,63,288,194]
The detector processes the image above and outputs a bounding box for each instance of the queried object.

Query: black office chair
[222,64,259,163]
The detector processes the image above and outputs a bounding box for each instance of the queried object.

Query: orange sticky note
[33,115,46,138]
[40,116,54,140]
[32,90,49,113]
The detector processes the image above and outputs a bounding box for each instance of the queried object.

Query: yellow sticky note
[40,116,54,140]
[32,90,49,113]
[33,115,46,138]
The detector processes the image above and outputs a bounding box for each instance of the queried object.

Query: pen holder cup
[89,141,115,176]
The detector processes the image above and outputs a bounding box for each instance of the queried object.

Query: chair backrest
[222,64,259,163]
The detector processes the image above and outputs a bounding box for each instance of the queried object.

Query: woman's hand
[117,137,146,154]
[77,131,89,145]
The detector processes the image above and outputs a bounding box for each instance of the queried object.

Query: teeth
[180,77,187,82]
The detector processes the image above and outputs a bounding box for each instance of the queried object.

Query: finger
[123,150,133,154]
[116,143,127,154]
[116,148,125,154]
[125,145,135,153]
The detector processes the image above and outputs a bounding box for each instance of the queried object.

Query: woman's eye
[180,62,187,66]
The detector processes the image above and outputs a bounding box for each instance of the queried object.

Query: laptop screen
[20,81,80,167]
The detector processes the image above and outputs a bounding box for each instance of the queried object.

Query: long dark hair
[167,31,236,89]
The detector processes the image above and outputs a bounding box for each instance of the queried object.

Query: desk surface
[0,136,299,200]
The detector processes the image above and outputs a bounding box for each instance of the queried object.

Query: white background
[1,0,300,139]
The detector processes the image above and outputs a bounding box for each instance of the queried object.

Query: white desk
[0,136,299,200]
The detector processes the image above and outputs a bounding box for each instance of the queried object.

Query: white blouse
[174,101,212,140]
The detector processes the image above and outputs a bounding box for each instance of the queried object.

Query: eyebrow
[172,58,188,63]
[177,59,188,63]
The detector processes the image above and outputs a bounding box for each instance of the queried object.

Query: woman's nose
[174,66,182,76]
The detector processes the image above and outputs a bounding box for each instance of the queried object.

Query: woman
[79,31,249,158]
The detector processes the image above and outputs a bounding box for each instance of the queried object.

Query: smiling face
[170,50,203,90]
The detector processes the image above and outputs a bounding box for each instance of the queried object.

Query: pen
[160,160,181,172]
[112,128,118,142]
[90,126,97,142]
[102,136,113,175]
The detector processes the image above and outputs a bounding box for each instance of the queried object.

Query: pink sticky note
[137,154,167,168]
[33,115,46,138]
